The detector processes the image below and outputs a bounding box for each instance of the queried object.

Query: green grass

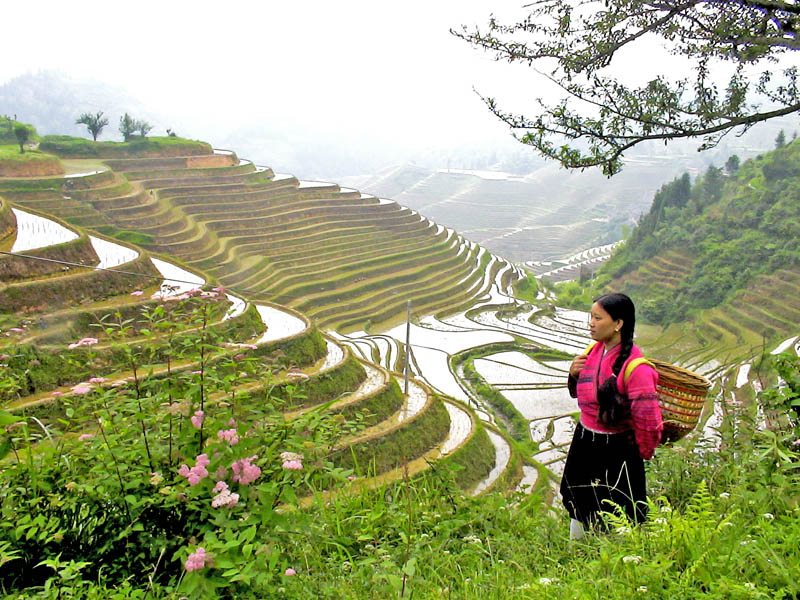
[512,272,539,302]
[39,135,212,158]
[93,225,155,246]
[0,145,58,162]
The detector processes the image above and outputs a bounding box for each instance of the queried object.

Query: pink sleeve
[625,364,663,460]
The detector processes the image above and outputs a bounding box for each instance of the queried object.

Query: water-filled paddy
[11,209,78,252]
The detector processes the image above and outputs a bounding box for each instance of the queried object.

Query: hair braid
[612,327,635,377]
[594,293,636,425]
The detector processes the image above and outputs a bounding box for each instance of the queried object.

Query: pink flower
[0,354,10,360]
[88,377,107,384]
[213,286,226,293]
[9,328,24,333]
[68,337,98,350]
[285,568,296,576]
[211,481,239,508]
[231,456,261,485]
[217,428,239,445]
[178,454,210,486]
[78,433,94,442]
[71,385,93,395]
[239,372,248,378]
[191,370,203,376]
[130,290,144,297]
[190,410,204,429]
[234,353,245,360]
[282,460,303,471]
[214,466,228,480]
[185,547,208,572]
[51,391,64,397]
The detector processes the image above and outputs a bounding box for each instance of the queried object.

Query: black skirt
[560,422,647,527]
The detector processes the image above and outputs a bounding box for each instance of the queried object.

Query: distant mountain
[341,124,795,264]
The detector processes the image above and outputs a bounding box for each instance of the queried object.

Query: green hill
[597,140,800,327]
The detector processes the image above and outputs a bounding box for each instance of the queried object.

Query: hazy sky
[5,1,753,174]
[5,2,548,149]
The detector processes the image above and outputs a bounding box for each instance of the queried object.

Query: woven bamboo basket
[649,359,711,442]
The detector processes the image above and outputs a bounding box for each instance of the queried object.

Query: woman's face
[589,302,622,344]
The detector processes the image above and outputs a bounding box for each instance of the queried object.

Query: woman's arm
[568,353,588,398]
[626,365,663,459]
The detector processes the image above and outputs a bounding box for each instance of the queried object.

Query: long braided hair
[595,293,636,425]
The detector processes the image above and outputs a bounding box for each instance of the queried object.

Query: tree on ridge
[134,119,153,138]
[76,111,109,141]
[455,0,800,176]
[13,124,30,153]
[119,113,136,142]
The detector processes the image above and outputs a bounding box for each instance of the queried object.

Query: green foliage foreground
[0,293,798,598]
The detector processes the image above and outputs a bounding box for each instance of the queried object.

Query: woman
[560,293,663,538]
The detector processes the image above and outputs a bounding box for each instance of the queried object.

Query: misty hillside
[5,71,793,269]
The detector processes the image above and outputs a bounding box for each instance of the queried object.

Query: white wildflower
[637,586,648,593]
[744,582,756,591]
[762,513,774,520]
[538,577,553,586]
[462,535,482,544]
[719,492,731,499]
[615,526,632,535]
[622,555,642,564]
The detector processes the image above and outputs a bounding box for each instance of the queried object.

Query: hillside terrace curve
[5,152,521,332]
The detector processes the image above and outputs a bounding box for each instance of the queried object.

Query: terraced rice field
[5,144,797,503]
[0,189,500,498]
[5,150,518,333]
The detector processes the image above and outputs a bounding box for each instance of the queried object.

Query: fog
[4,2,534,169]
[3,1,790,180]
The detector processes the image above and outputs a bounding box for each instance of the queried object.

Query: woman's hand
[569,354,588,378]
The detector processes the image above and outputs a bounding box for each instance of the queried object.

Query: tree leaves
[456,0,800,175]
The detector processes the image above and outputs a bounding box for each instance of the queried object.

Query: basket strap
[582,340,597,355]
[623,357,654,385]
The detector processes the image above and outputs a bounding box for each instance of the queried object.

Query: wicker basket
[649,359,711,442]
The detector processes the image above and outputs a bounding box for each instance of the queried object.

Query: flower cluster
[280,451,303,470]
[217,428,239,445]
[68,337,98,350]
[232,455,261,485]
[190,410,204,429]
[185,547,209,572]
[211,481,240,508]
[178,454,210,486]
